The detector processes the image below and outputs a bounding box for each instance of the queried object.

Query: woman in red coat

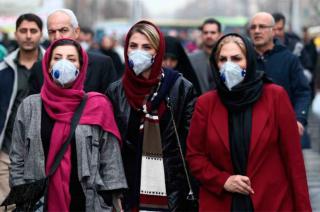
[186,33,311,211]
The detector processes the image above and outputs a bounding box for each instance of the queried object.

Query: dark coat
[284,32,313,71]
[187,84,311,211]
[255,39,311,125]
[106,74,196,211]
[28,52,117,94]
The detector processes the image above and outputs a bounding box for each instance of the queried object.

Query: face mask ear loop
[241,69,246,77]
[151,54,155,64]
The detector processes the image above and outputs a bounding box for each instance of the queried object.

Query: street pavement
[305,111,320,211]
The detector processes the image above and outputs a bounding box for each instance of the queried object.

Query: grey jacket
[189,50,215,93]
[9,94,127,211]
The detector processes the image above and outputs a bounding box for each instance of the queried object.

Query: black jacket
[29,52,117,94]
[106,75,196,211]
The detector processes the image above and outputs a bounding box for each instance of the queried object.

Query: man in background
[189,18,222,94]
[249,12,311,138]
[0,13,44,204]
[29,8,118,94]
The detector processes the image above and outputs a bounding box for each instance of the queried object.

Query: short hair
[272,12,286,25]
[16,13,43,30]
[48,9,79,28]
[81,26,94,37]
[128,22,160,51]
[199,18,221,33]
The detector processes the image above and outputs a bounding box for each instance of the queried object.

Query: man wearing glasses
[249,12,311,139]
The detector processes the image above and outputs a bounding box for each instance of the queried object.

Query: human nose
[54,31,63,40]
[26,31,32,39]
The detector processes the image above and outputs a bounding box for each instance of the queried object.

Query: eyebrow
[52,53,77,57]
[129,42,151,46]
[219,54,242,57]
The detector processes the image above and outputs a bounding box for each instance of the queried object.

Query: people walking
[9,38,127,211]
[187,33,311,211]
[0,13,44,204]
[107,20,196,211]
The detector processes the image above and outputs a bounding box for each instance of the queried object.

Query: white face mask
[51,59,79,87]
[128,50,154,75]
[219,61,246,90]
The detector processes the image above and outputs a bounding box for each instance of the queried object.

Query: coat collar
[211,90,269,154]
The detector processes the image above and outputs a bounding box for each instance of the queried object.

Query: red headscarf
[122,20,165,110]
[40,38,121,211]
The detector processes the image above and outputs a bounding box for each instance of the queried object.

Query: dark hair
[49,39,83,67]
[81,26,94,37]
[199,18,221,32]
[272,12,286,25]
[16,13,43,30]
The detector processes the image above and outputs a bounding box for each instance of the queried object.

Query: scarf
[139,68,179,211]
[122,20,165,111]
[210,33,271,211]
[40,38,121,212]
[164,35,201,95]
[122,21,180,210]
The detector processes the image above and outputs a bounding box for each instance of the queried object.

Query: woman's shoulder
[262,83,287,97]
[194,90,219,109]
[107,79,123,92]
[23,93,41,102]
[174,74,193,89]
[20,94,41,110]
[87,92,113,108]
[198,90,219,101]
[105,79,123,99]
[16,94,42,120]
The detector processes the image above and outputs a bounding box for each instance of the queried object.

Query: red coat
[186,84,311,211]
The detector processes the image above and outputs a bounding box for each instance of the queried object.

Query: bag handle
[47,93,88,177]
[166,96,196,201]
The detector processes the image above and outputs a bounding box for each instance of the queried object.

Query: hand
[297,121,304,136]
[224,175,254,195]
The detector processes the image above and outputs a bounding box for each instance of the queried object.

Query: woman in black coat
[106,20,196,211]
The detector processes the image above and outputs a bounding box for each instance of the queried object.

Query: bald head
[47,9,80,42]
[249,12,275,54]
[250,12,275,26]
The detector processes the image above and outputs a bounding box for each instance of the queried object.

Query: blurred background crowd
[0,0,319,209]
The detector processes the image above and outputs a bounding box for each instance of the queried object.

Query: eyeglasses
[249,24,274,31]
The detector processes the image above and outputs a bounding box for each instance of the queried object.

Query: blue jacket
[255,39,311,125]
[0,47,45,148]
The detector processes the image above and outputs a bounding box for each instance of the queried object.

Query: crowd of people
[0,7,318,212]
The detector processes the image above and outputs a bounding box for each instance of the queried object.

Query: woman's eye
[232,57,242,62]
[219,57,227,62]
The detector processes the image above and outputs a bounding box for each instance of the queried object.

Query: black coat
[106,75,196,211]
[28,52,118,94]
